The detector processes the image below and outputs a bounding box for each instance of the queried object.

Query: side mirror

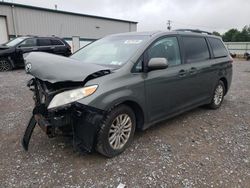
[17,45,23,49]
[148,58,168,71]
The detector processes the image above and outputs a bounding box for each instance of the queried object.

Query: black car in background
[244,52,250,60]
[0,36,72,71]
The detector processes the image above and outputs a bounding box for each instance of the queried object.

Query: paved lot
[0,60,249,187]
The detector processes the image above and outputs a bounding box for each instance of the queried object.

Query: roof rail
[24,35,39,37]
[175,29,212,35]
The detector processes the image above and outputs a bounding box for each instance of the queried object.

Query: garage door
[0,17,8,44]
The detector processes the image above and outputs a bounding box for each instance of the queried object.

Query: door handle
[178,69,187,77]
[189,67,197,75]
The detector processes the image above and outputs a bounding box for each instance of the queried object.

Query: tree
[241,26,250,41]
[222,29,239,42]
[212,31,221,36]
[222,26,250,42]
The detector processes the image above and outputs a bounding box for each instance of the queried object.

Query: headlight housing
[48,85,98,110]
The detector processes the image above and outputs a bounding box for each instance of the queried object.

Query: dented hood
[25,52,110,83]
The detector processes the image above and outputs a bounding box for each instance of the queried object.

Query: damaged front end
[22,52,112,153]
[22,78,105,153]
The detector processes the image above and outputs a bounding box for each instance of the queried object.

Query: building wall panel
[0,5,14,34]
[225,42,250,55]
[0,4,137,40]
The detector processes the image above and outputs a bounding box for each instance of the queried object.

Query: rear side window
[51,39,64,46]
[182,37,210,63]
[208,38,228,58]
[37,38,51,46]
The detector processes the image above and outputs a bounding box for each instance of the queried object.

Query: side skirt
[143,99,210,130]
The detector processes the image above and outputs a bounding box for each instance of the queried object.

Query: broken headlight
[47,85,98,110]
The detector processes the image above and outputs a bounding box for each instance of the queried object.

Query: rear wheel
[0,58,12,71]
[96,105,136,157]
[208,80,225,109]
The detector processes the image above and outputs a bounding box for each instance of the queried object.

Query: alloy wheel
[0,59,11,71]
[108,114,132,150]
[213,84,224,105]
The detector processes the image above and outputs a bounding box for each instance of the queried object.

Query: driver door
[144,36,192,123]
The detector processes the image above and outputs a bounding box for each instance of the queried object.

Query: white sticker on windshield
[110,61,122,65]
[124,40,142,44]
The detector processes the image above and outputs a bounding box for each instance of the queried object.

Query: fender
[93,88,145,109]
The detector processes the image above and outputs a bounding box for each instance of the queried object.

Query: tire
[0,58,13,72]
[208,80,225,109]
[96,105,136,157]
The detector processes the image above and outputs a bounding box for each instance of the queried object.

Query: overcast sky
[9,0,250,34]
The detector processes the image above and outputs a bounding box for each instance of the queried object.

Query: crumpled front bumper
[22,102,105,153]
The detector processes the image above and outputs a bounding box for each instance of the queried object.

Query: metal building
[225,42,250,55]
[0,2,137,50]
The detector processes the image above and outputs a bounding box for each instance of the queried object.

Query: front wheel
[96,105,136,157]
[0,58,13,72]
[208,80,225,109]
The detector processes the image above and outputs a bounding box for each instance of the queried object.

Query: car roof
[20,36,63,39]
[112,31,163,36]
[16,36,29,39]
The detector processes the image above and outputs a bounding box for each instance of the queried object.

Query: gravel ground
[0,60,249,187]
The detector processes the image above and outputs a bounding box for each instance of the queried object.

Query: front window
[19,38,37,47]
[71,35,149,67]
[4,37,28,47]
[147,37,181,67]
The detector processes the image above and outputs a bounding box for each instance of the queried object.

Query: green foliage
[212,31,221,36]
[220,25,250,42]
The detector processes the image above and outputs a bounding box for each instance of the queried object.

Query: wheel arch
[219,77,228,95]
[109,100,145,131]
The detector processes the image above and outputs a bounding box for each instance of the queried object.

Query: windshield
[71,35,149,67]
[4,37,28,47]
